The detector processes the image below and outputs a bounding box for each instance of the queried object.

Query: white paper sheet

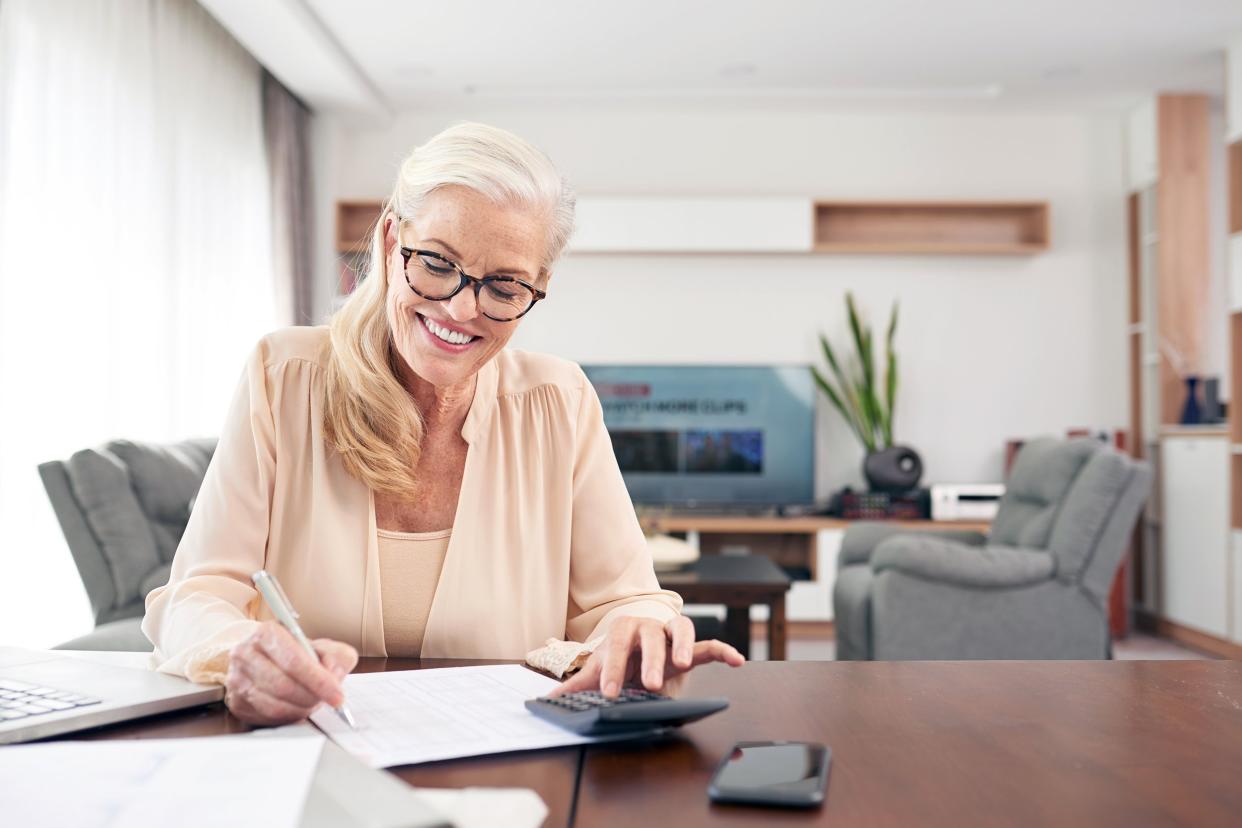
[0,735,324,828]
[311,664,635,768]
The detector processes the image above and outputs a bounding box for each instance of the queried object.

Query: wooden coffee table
[657,555,792,660]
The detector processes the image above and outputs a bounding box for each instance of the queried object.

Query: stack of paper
[0,735,323,828]
[311,663,633,768]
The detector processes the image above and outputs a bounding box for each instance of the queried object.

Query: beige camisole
[377,527,451,657]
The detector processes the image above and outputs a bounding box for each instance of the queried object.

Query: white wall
[316,102,1129,495]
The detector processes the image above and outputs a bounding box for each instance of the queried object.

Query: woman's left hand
[550,615,745,699]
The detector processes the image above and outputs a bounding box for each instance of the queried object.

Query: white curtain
[0,0,280,647]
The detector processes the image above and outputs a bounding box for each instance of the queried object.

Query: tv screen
[582,365,815,507]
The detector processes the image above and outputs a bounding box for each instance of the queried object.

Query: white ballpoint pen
[251,569,357,729]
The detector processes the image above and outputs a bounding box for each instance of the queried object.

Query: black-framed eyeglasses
[399,246,546,322]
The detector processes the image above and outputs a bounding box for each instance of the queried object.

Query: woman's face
[384,185,549,393]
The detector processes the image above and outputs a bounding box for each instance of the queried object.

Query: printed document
[310,664,637,768]
[0,734,323,828]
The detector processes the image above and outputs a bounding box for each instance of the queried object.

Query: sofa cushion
[832,565,875,661]
[62,438,215,610]
[106,438,215,563]
[139,562,173,599]
[64,447,163,609]
[1046,450,1132,581]
[990,438,1099,549]
[872,535,1055,588]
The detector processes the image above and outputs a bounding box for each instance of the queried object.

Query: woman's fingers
[234,647,320,709]
[689,639,746,667]
[666,616,696,670]
[638,622,667,691]
[548,657,602,697]
[226,673,316,725]
[252,623,343,707]
[313,639,359,681]
[547,619,744,700]
[600,619,639,698]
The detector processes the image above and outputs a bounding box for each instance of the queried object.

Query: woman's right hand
[224,621,359,726]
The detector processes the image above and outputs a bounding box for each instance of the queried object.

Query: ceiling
[200,0,1242,120]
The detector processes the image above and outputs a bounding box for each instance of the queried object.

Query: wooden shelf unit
[812,201,1049,255]
[335,197,1051,258]
[335,199,384,254]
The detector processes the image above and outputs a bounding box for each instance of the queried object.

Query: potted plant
[811,293,922,493]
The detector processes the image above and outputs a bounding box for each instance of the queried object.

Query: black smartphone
[707,741,831,808]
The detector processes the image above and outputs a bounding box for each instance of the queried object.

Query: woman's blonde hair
[322,122,575,496]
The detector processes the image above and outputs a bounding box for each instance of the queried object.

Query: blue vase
[1179,375,1202,425]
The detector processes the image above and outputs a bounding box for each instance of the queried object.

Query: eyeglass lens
[408,252,535,320]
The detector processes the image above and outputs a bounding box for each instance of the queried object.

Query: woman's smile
[416,311,480,352]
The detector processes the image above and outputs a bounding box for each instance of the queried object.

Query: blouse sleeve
[141,341,276,682]
[564,372,684,643]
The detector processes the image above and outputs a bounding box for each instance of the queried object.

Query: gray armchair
[39,438,216,651]
[834,438,1151,660]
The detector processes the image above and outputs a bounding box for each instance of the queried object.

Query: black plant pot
[864,445,923,493]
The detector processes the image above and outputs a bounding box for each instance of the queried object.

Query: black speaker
[863,445,923,494]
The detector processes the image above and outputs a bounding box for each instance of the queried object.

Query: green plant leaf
[810,366,866,446]
[819,332,871,448]
[883,301,899,446]
[846,294,882,448]
[884,349,897,446]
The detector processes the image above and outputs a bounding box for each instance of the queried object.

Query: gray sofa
[39,438,216,651]
[834,438,1151,660]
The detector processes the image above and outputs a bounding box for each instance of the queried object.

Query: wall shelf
[335,199,384,254]
[812,201,1049,255]
[335,197,1052,257]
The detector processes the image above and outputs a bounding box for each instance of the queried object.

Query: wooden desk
[658,555,791,660]
[578,660,1242,826]
[59,658,1242,826]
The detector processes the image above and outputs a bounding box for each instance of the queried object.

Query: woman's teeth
[422,314,476,346]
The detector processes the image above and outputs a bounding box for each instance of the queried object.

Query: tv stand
[645,514,991,581]
[645,514,994,646]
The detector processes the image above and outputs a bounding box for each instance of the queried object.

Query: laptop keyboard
[0,678,101,720]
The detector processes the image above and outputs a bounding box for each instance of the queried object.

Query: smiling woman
[142,123,743,726]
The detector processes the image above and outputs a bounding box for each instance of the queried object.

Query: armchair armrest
[839,522,987,569]
[871,536,1055,588]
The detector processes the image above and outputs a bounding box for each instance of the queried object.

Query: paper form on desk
[0,734,323,828]
[310,664,644,768]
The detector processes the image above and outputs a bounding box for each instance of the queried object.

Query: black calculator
[525,688,729,735]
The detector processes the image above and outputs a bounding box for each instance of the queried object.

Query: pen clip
[253,569,299,621]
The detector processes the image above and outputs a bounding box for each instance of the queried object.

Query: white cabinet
[1126,99,1158,191]
[1233,531,1242,643]
[570,197,813,253]
[1228,34,1242,142]
[1161,434,1230,637]
[1231,235,1242,312]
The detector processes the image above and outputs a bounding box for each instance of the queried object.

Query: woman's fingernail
[678,648,691,663]
[604,681,618,696]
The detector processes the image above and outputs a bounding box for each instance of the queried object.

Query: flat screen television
[581,364,816,508]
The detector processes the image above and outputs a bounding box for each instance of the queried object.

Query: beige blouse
[378,528,450,658]
[142,326,682,682]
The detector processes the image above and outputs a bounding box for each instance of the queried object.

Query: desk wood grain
[577,660,1242,827]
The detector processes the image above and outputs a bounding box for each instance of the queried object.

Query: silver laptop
[0,646,224,745]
